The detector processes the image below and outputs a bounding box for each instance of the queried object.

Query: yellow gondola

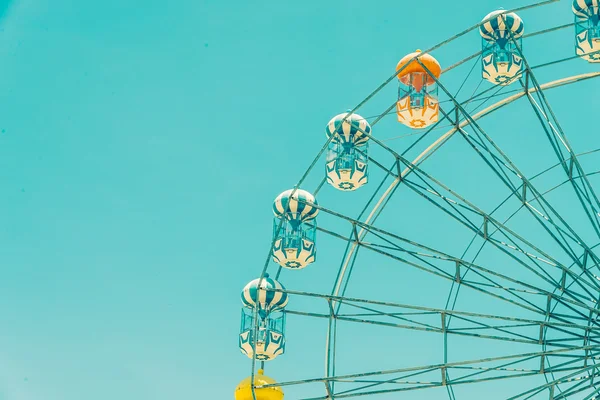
[235,369,284,400]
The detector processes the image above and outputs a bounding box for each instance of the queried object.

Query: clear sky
[0,0,598,399]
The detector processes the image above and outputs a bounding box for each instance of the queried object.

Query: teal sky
[0,0,598,399]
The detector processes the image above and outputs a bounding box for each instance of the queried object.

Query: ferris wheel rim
[441,152,600,398]
[331,71,600,301]
[319,71,600,400]
[240,0,600,396]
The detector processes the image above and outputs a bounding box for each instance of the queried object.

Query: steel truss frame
[245,1,600,399]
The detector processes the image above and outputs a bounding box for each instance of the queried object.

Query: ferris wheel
[234,0,600,399]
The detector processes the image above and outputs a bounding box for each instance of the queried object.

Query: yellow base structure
[235,370,284,400]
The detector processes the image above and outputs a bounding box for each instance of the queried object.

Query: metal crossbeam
[416,60,600,294]
[246,2,600,398]
[278,288,600,346]
[257,346,599,399]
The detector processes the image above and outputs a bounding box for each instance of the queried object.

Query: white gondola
[480,10,525,85]
[325,112,371,191]
[271,189,319,270]
[573,0,600,62]
[239,275,288,361]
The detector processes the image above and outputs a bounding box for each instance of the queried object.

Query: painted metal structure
[238,1,600,399]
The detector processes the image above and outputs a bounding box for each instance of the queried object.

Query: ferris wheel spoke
[507,30,600,237]
[330,143,403,309]
[361,230,558,315]
[343,226,550,313]
[417,68,600,295]
[506,362,600,400]
[446,353,597,388]
[523,86,600,239]
[463,51,600,117]
[281,288,597,348]
[336,304,448,333]
[369,169,600,297]
[311,73,600,400]
[357,161,400,220]
[267,346,596,399]
[534,48,600,71]
[457,165,600,315]
[329,72,600,308]
[373,145,596,292]
[357,157,565,288]
[334,231,600,328]
[401,175,591,294]
[238,3,600,397]
[509,353,600,400]
[465,84,515,114]
[315,368,595,400]
[361,244,545,315]
[533,172,600,210]
[281,289,580,333]
[327,367,442,397]
[436,111,593,275]
[442,117,523,198]
[334,303,565,346]
[557,383,600,400]
[460,168,600,291]
[398,112,454,159]
[438,65,598,238]
[487,224,600,304]
[309,200,600,317]
[326,158,402,306]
